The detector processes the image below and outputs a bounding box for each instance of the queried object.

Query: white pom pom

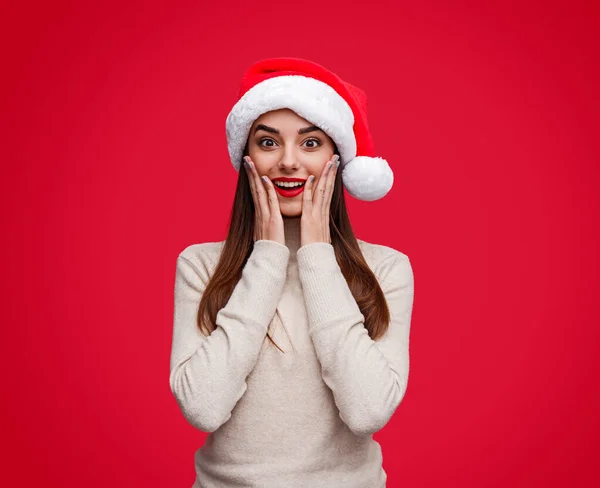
[341,156,394,201]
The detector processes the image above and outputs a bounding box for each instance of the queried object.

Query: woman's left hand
[300,154,340,247]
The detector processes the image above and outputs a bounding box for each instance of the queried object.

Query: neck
[283,216,302,254]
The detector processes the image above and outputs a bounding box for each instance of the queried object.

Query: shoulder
[357,238,409,267]
[356,238,413,284]
[177,240,226,274]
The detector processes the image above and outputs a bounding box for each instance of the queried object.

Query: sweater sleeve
[296,243,415,436]
[169,240,290,433]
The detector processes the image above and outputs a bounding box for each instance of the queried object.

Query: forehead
[252,108,311,128]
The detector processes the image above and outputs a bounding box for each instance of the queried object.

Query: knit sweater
[169,216,415,488]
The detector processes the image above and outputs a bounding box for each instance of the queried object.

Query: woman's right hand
[243,156,286,246]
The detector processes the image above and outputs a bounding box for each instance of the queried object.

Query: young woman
[170,57,415,488]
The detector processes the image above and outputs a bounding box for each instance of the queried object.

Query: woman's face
[246,108,336,218]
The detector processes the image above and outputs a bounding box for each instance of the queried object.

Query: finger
[312,159,333,210]
[243,157,259,210]
[303,174,315,211]
[243,158,262,240]
[322,157,338,217]
[244,157,263,226]
[245,157,271,219]
[260,174,281,215]
[322,159,337,242]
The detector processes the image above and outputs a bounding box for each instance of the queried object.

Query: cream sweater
[170,217,415,488]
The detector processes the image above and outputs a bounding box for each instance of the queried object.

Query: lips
[272,178,306,198]
[273,183,305,197]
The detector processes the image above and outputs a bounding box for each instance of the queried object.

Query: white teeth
[274,181,304,188]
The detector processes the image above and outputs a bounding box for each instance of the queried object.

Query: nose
[278,146,299,171]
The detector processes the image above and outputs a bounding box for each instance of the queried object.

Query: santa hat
[225,57,394,202]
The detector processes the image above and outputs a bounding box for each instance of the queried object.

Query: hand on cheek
[300,155,339,247]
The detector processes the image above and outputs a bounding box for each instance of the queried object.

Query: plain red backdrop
[1,0,599,486]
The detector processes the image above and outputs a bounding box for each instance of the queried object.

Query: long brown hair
[197,145,391,352]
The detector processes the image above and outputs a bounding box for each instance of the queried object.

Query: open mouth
[273,181,306,197]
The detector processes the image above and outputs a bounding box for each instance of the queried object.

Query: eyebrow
[254,124,323,135]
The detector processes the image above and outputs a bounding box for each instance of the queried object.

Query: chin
[280,203,302,218]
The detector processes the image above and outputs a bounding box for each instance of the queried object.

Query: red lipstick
[271,177,307,198]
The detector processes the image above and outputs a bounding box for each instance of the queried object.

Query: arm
[297,243,414,436]
[169,240,290,433]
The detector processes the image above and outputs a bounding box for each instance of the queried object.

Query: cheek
[304,159,327,177]
[246,155,268,173]
[248,149,277,170]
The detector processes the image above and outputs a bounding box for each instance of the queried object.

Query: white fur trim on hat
[342,156,394,201]
[226,75,356,169]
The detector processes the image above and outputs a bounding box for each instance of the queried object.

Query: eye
[303,138,321,149]
[258,138,278,148]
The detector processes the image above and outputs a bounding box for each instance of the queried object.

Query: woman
[170,57,415,488]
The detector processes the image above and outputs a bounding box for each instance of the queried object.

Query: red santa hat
[225,57,394,201]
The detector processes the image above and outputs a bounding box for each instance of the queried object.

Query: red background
[2,0,599,486]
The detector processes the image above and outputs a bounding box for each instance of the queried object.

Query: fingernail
[332,155,340,164]
[261,176,269,184]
